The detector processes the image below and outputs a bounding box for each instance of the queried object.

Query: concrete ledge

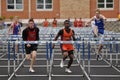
[4,18,118,24]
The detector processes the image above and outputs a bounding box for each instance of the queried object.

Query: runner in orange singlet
[53,20,76,73]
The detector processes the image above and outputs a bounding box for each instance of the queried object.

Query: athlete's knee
[63,52,68,57]
[32,51,37,58]
[26,55,30,60]
[99,44,103,47]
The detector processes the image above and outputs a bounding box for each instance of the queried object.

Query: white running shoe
[29,68,35,73]
[60,60,64,68]
[65,68,72,73]
[96,54,103,61]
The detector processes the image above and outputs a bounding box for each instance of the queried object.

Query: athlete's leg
[91,21,98,37]
[30,50,37,70]
[63,51,68,61]
[67,51,74,68]
[65,50,74,73]
[29,45,37,72]
[98,34,104,53]
[60,51,68,68]
[94,26,98,37]
[25,45,31,60]
[96,34,104,60]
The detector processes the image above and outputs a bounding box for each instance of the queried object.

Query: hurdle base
[90,75,120,77]
[15,74,49,77]
[51,74,84,77]
[0,75,9,77]
[84,65,112,68]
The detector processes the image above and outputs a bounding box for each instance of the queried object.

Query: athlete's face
[29,21,34,29]
[14,17,19,23]
[96,12,100,18]
[64,22,70,29]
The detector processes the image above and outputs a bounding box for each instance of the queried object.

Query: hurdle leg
[78,52,81,63]
[7,41,11,77]
[46,42,49,76]
[88,42,91,75]
[21,41,25,67]
[105,45,108,59]
[110,43,113,66]
[110,54,112,66]
[115,53,118,67]
[49,42,54,78]
[13,42,16,76]
[16,52,20,65]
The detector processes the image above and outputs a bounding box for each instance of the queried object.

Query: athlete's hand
[27,44,31,47]
[85,22,89,27]
[18,32,21,35]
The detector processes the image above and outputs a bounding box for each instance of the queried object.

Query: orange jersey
[52,20,57,27]
[77,20,83,27]
[43,21,49,27]
[61,29,74,51]
[74,20,78,27]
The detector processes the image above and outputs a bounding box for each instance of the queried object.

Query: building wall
[90,0,119,18]
[31,0,60,19]
[0,0,1,16]
[60,0,90,18]
[1,0,29,19]
[1,0,119,19]
[1,0,60,19]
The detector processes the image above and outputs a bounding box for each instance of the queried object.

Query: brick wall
[1,0,29,19]
[60,0,90,18]
[90,0,119,18]
[31,0,60,19]
[1,0,119,19]
[1,0,60,19]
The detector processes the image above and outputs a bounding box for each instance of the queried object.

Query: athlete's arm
[101,14,107,23]
[8,23,14,35]
[101,14,106,20]
[53,29,63,48]
[36,28,39,41]
[54,29,63,41]
[85,17,94,26]
[72,30,76,41]
[18,25,21,35]
[22,29,27,41]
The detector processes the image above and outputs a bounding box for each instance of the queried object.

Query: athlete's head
[45,18,47,21]
[54,17,56,20]
[68,17,70,21]
[95,9,100,18]
[74,17,77,20]
[28,18,34,29]
[14,16,19,23]
[64,20,70,29]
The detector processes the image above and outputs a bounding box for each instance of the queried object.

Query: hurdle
[0,35,22,68]
[0,27,119,80]
[38,27,120,79]
[8,41,51,80]
[86,41,120,78]
[46,39,120,79]
[47,40,91,80]
[7,40,91,80]
[0,34,8,60]
[81,35,120,62]
[0,34,11,77]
